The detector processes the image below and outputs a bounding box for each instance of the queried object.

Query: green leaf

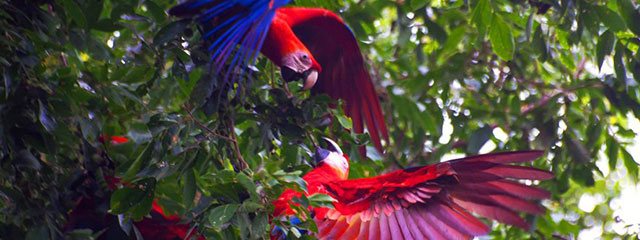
[566,135,591,164]
[466,126,493,154]
[240,201,264,212]
[336,114,352,129]
[13,150,42,170]
[283,175,308,193]
[144,1,166,23]
[307,193,336,208]
[525,11,535,42]
[389,94,437,134]
[93,18,123,32]
[38,101,56,132]
[25,226,48,240]
[532,25,548,61]
[470,0,491,33]
[424,18,447,44]
[617,0,640,36]
[61,0,87,28]
[110,178,155,220]
[122,66,154,83]
[209,204,240,228]
[614,43,627,85]
[571,164,595,187]
[621,148,639,182]
[84,0,103,27]
[606,137,619,169]
[489,13,514,61]
[182,168,196,208]
[189,73,216,108]
[3,70,12,98]
[410,0,429,11]
[153,19,191,47]
[128,123,152,144]
[439,26,465,61]
[237,172,259,201]
[596,30,615,70]
[595,6,626,32]
[123,141,153,180]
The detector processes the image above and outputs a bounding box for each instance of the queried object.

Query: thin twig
[573,58,587,80]
[182,104,236,143]
[520,81,603,115]
[183,104,247,170]
[227,118,248,171]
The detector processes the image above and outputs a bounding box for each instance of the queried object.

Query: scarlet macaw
[272,138,553,239]
[169,1,388,155]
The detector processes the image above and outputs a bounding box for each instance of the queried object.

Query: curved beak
[313,137,343,164]
[321,137,343,155]
[302,70,318,90]
[280,67,319,90]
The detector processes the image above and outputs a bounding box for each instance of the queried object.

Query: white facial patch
[323,152,349,179]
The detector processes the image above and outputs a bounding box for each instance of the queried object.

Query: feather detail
[274,150,552,239]
[278,7,388,156]
[169,0,290,87]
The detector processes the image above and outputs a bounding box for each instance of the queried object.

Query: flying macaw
[169,1,388,155]
[272,138,553,239]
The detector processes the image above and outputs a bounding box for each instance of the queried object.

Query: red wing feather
[277,8,388,155]
[315,151,551,239]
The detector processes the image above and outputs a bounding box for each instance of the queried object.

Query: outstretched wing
[319,151,553,239]
[169,0,289,78]
[277,8,389,155]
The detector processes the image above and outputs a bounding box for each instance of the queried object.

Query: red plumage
[270,8,389,155]
[98,135,129,145]
[134,201,202,240]
[272,149,553,239]
[169,3,388,156]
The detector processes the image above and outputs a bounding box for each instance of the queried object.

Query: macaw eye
[301,54,310,63]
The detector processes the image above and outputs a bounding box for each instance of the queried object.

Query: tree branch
[182,104,248,171]
[227,117,248,171]
[183,105,236,143]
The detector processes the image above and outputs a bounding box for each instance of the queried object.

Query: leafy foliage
[1,0,639,239]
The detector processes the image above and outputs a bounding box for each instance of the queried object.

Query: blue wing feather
[170,0,290,84]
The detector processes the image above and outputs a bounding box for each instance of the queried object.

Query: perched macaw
[272,138,553,239]
[169,1,388,155]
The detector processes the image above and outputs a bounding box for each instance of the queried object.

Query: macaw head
[314,138,349,179]
[260,17,322,90]
[279,50,321,90]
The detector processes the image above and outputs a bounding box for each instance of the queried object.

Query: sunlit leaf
[594,5,626,32]
[489,13,514,61]
[617,0,640,36]
[621,148,639,182]
[471,0,491,33]
[208,204,240,228]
